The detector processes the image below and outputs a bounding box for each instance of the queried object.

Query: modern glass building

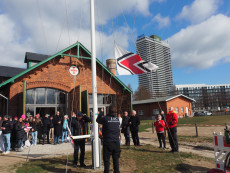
[174,84,230,110]
[136,34,173,98]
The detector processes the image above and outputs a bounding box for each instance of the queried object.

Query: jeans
[54,136,60,144]
[31,131,38,145]
[3,133,11,152]
[62,130,68,143]
[17,138,23,149]
[124,131,130,145]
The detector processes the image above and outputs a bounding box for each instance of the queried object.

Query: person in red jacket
[154,114,166,149]
[166,107,178,153]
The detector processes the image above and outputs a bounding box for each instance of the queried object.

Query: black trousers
[43,131,50,144]
[131,131,140,146]
[157,132,166,148]
[103,141,120,173]
[73,139,85,165]
[168,126,178,152]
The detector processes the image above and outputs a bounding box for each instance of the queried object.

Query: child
[62,115,69,143]
[154,114,166,149]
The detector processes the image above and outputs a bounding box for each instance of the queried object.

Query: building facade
[136,34,173,97]
[133,94,195,120]
[174,84,230,111]
[0,42,132,117]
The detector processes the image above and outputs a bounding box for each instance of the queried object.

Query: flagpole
[90,0,100,168]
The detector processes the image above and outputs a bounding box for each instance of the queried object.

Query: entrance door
[36,107,56,117]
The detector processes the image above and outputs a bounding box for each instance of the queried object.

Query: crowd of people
[0,106,179,173]
[0,111,85,154]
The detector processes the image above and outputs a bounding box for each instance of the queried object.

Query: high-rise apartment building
[174,84,230,110]
[136,35,173,98]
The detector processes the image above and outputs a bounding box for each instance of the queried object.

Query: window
[36,88,45,104]
[26,89,35,104]
[153,109,159,115]
[181,107,184,113]
[138,110,144,116]
[47,88,56,104]
[176,107,179,113]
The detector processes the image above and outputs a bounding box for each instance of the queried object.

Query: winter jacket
[42,117,51,133]
[166,110,178,128]
[31,122,38,132]
[73,116,91,139]
[154,120,165,133]
[1,120,12,134]
[53,116,63,137]
[97,113,120,143]
[128,115,140,132]
[121,116,130,133]
[15,123,25,140]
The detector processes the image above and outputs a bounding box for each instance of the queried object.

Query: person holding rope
[166,107,179,153]
[154,114,166,149]
[97,105,121,173]
[72,111,91,168]
[129,110,140,146]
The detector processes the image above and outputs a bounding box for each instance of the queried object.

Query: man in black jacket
[97,106,120,173]
[42,114,51,145]
[1,115,12,154]
[121,111,130,146]
[129,110,140,146]
[53,111,63,145]
[72,112,91,168]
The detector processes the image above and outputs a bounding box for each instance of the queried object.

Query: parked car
[194,111,212,116]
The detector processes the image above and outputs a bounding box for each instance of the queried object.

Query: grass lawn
[15,145,214,173]
[139,115,230,132]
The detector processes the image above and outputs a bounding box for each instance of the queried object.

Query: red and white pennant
[115,44,158,75]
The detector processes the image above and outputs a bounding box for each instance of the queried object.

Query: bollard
[195,123,198,137]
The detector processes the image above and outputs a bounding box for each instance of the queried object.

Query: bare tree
[133,86,152,101]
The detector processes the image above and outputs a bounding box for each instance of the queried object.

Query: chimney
[106,59,116,76]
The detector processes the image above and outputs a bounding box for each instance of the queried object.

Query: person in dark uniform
[42,114,51,145]
[97,106,121,173]
[121,111,130,146]
[129,110,140,146]
[53,111,63,145]
[72,111,91,168]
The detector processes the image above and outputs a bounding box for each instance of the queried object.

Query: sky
[1,0,230,92]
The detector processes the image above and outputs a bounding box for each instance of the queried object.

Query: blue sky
[1,0,230,92]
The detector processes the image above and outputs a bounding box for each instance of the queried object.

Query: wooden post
[152,122,154,134]
[195,123,198,137]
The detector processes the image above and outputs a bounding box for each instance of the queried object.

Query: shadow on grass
[176,163,209,173]
[121,146,165,153]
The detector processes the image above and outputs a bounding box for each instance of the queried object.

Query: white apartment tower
[136,35,173,97]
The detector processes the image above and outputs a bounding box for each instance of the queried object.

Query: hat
[77,111,82,117]
[14,116,18,120]
[21,114,26,119]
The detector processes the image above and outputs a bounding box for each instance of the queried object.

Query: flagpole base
[91,137,102,169]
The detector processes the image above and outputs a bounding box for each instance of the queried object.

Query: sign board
[69,66,79,76]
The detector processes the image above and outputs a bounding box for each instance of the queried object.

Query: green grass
[15,145,213,173]
[178,135,213,143]
[139,115,230,132]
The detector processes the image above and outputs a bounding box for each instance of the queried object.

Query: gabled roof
[133,94,195,105]
[0,65,25,78]
[0,42,132,93]
[24,52,50,63]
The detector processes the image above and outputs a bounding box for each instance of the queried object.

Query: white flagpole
[90,0,100,168]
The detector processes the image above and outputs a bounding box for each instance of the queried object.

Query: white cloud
[168,14,230,69]
[143,13,170,29]
[176,0,221,24]
[0,0,151,68]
